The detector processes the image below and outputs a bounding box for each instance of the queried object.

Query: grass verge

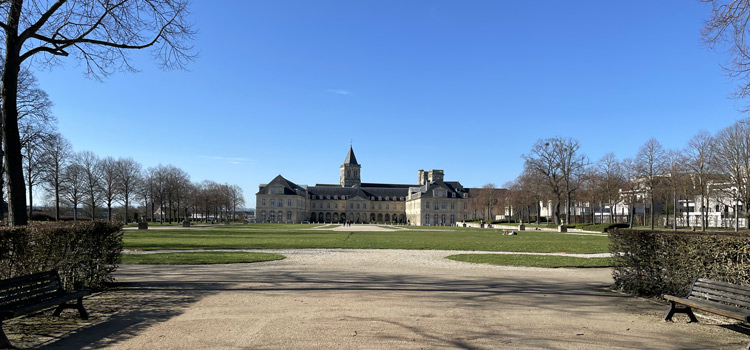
[446,254,612,268]
[121,252,286,264]
[123,225,609,253]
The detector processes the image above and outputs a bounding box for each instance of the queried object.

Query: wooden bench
[663,277,750,348]
[0,270,91,348]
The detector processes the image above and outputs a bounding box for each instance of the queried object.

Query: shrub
[579,223,629,232]
[0,221,123,290]
[610,229,750,297]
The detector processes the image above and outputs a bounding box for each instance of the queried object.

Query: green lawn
[123,224,609,253]
[121,252,286,264]
[446,254,612,267]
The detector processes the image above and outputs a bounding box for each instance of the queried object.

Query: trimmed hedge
[578,223,629,233]
[0,221,123,290]
[610,229,750,297]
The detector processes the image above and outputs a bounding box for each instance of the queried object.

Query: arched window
[441,214,446,225]
[277,211,283,223]
[319,213,324,222]
[385,214,390,222]
[269,211,275,222]
[261,211,267,222]
[287,211,292,221]
[425,215,430,226]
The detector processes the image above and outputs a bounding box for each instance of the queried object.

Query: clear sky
[32,1,745,208]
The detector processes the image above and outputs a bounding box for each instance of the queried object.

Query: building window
[426,202,430,210]
[328,203,331,209]
[441,214,446,225]
[451,203,455,210]
[350,203,354,209]
[464,203,467,210]
[288,199,292,207]
[335,203,338,209]
[425,215,430,225]
[279,200,283,207]
[312,203,316,208]
[434,203,439,210]
[261,211,266,222]
[278,211,283,223]
[271,199,275,207]
[450,214,455,223]
[434,214,438,225]
[287,211,292,221]
[262,199,266,206]
[379,204,382,209]
[270,211,275,222]
[386,204,390,210]
[363,204,367,209]
[441,203,446,209]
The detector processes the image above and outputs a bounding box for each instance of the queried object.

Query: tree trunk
[27,178,32,220]
[124,193,129,224]
[107,203,112,221]
[55,180,60,221]
[2,2,28,226]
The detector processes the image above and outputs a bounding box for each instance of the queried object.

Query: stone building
[256,147,469,225]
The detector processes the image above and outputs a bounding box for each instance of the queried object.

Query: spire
[344,145,358,165]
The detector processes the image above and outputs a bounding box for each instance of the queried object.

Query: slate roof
[308,185,410,200]
[257,175,307,196]
[343,146,358,165]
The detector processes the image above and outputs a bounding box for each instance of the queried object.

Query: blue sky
[33,1,744,207]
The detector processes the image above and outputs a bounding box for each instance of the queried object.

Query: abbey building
[256,147,470,225]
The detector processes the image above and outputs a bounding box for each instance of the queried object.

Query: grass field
[446,254,612,267]
[121,252,286,264]
[123,224,609,253]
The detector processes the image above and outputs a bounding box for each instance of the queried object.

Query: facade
[256,147,469,225]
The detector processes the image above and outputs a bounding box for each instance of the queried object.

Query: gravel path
[7,249,746,349]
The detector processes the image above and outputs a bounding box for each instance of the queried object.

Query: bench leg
[664,301,698,323]
[52,297,89,320]
[0,320,14,349]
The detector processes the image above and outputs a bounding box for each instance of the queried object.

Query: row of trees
[497,118,750,232]
[24,130,246,223]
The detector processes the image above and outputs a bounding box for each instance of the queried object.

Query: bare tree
[60,163,85,221]
[636,138,666,230]
[22,132,50,219]
[685,131,717,231]
[0,67,54,221]
[702,1,750,108]
[621,157,640,227]
[597,153,624,223]
[663,149,686,230]
[41,132,70,220]
[0,0,195,226]
[714,118,750,231]
[116,157,142,223]
[523,137,587,224]
[75,151,102,220]
[100,157,119,221]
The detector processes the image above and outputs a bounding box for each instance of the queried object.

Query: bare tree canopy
[703,0,750,108]
[1,0,195,226]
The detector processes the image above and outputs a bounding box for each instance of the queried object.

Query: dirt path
[7,249,747,349]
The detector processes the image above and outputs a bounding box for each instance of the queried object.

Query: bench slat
[690,290,750,310]
[665,295,750,322]
[0,280,60,300]
[692,285,750,302]
[3,290,90,318]
[0,284,62,305]
[0,271,59,290]
[695,279,750,299]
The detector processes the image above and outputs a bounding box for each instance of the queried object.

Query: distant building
[256,147,469,225]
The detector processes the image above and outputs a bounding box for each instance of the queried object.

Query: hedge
[610,229,750,297]
[578,223,629,233]
[0,221,123,290]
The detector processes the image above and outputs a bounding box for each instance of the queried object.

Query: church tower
[340,146,361,187]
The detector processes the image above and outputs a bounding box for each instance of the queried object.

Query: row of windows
[259,210,293,222]
[424,214,455,225]
[260,199,296,207]
[310,194,406,201]
[311,202,401,210]
[424,202,464,211]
